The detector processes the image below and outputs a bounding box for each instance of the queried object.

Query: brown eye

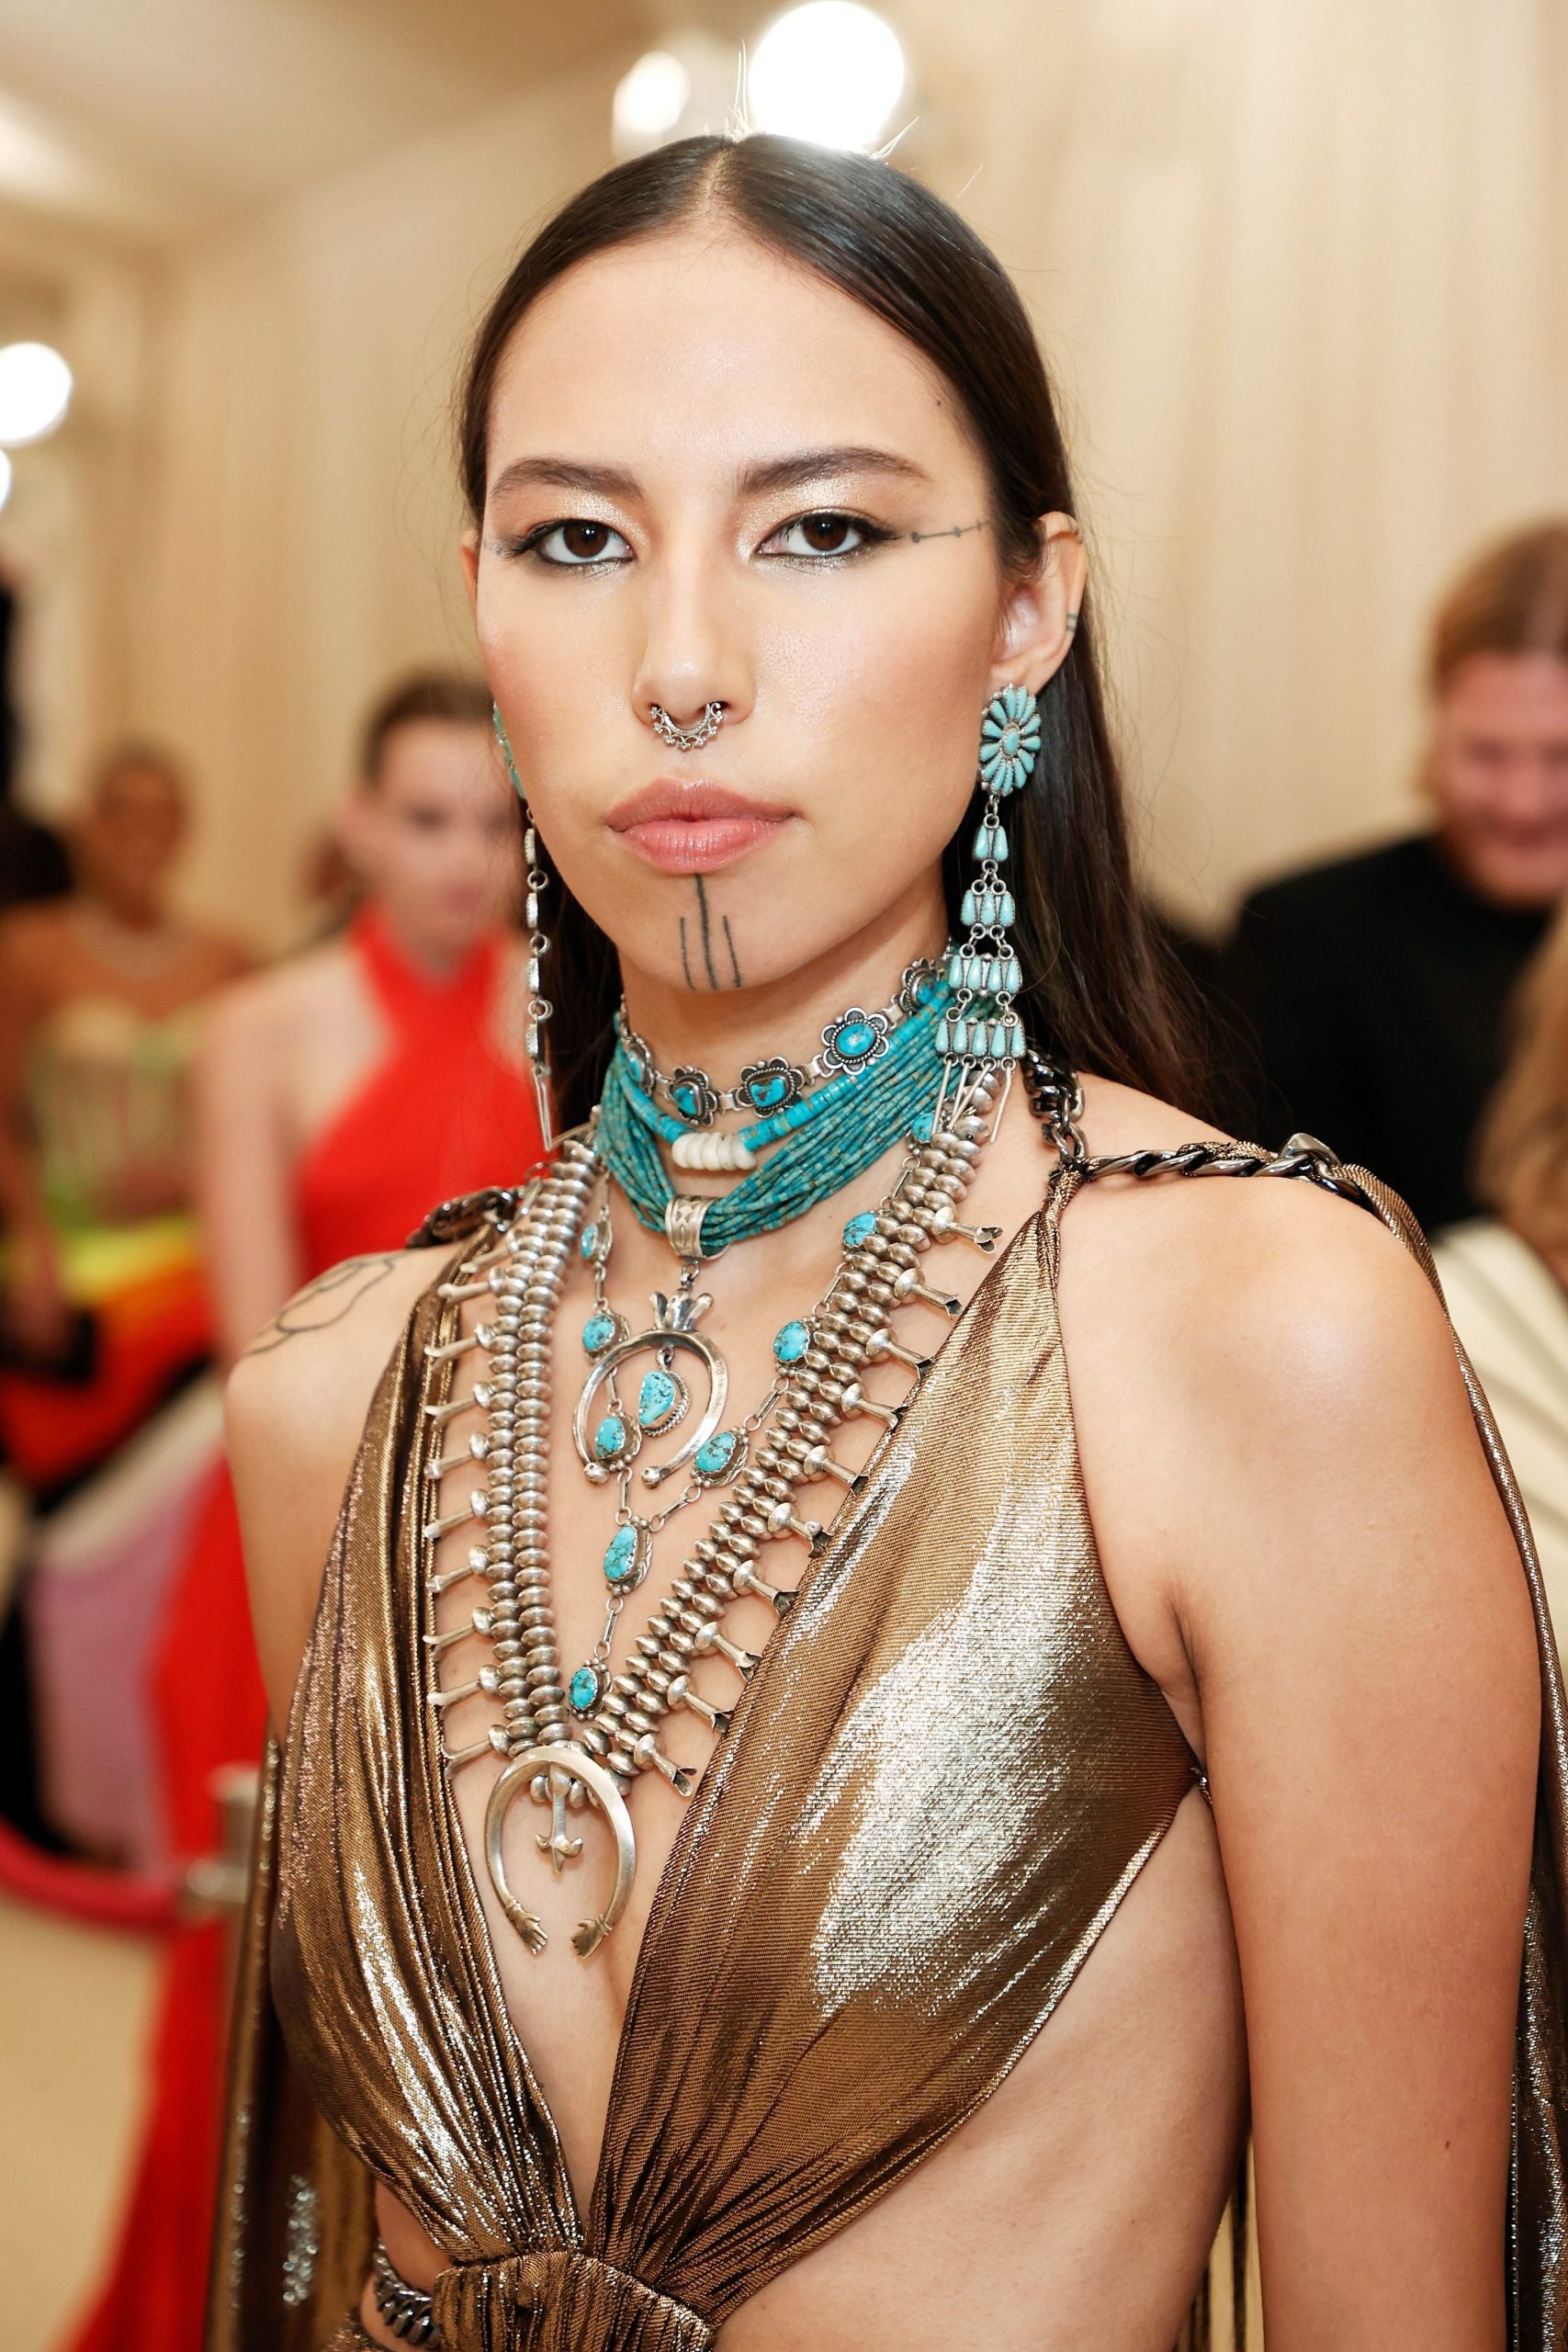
[528,519,629,566]
[769,512,872,559]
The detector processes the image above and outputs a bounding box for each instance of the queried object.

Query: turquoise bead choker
[597,974,952,1258]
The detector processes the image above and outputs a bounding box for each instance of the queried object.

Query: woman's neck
[617,888,947,1097]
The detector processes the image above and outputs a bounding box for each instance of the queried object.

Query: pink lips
[608,779,792,875]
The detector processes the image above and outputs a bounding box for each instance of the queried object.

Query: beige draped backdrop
[20,0,1562,944]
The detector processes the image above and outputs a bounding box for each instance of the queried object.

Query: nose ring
[649,702,725,753]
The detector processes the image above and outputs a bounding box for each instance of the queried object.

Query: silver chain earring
[493,706,556,1154]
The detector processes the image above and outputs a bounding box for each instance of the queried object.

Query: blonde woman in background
[1438,906,1568,1629]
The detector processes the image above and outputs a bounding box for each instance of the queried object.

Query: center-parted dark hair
[459,133,1194,1127]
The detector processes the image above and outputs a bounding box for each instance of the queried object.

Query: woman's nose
[630,553,754,741]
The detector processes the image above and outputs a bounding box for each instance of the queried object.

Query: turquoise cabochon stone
[603,1525,640,1584]
[637,1368,679,1428]
[582,1312,616,1356]
[569,1665,602,1711]
[773,1319,811,1363]
[832,1022,876,1058]
[842,1211,878,1249]
[593,1415,627,1461]
[695,1429,739,1477]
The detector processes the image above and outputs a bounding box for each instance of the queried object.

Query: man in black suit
[1223,525,1568,1235]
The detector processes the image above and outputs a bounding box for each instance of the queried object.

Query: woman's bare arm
[195,977,309,1363]
[226,1247,444,1731]
[1065,1171,1537,2350]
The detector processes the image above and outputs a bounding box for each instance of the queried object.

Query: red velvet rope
[0,1815,179,1933]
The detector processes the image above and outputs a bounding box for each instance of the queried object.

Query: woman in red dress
[67,672,544,2352]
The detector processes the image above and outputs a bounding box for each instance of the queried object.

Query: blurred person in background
[61,671,544,2352]
[0,745,245,1846]
[1223,522,1568,1231]
[197,668,538,1355]
[1437,903,1568,1635]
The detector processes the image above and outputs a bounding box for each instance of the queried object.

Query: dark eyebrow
[488,456,641,501]
[487,445,931,507]
[738,446,931,496]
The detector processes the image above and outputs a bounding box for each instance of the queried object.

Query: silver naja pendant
[484,1745,637,1957]
[571,1288,728,1490]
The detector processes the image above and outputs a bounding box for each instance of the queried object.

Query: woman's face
[468,228,1068,1001]
[77,763,186,921]
[1428,652,1568,909]
[344,718,521,964]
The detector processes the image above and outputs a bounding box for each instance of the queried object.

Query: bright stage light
[0,342,72,446]
[0,450,12,512]
[613,51,694,153]
[748,3,907,150]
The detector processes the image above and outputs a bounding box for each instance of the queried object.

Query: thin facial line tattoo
[680,876,742,992]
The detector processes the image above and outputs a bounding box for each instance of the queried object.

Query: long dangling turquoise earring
[493,706,556,1154]
[938,682,1038,1067]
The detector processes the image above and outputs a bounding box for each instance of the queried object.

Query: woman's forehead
[485,229,979,495]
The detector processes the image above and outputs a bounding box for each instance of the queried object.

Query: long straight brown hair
[459,134,1195,1128]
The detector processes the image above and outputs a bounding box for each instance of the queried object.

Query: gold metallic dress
[207,1152,1568,2351]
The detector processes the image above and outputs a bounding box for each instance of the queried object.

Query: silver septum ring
[649,701,724,752]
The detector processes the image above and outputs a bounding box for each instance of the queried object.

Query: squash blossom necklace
[422,698,1037,1955]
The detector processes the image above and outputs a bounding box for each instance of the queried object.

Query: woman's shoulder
[1061,1077,1521,1726]
[1066,1072,1455,1416]
[226,1243,445,1456]
[225,1241,454,1726]
[197,936,363,1076]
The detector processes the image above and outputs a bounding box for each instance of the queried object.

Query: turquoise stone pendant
[637,1365,687,1433]
[593,1413,632,1464]
[773,1319,811,1365]
[581,1309,621,1358]
[842,1211,878,1250]
[569,1662,604,1716]
[694,1427,745,1486]
[603,1522,649,1590]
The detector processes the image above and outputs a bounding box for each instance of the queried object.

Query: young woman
[197,670,540,1362]
[212,138,1565,2352]
[0,745,246,1492]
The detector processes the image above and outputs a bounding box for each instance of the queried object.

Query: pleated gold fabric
[206,1153,1568,2351]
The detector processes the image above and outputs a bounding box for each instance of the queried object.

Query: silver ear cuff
[649,703,724,753]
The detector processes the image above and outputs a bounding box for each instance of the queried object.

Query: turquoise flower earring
[493,705,556,1152]
[938,683,1038,1066]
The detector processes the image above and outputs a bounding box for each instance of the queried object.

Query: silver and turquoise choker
[613,954,943,1173]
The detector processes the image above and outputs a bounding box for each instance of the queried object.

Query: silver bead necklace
[422,1064,1004,1957]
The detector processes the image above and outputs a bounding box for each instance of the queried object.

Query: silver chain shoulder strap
[1020,1051,1374,1210]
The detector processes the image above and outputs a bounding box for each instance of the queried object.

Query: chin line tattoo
[241,1253,401,1356]
[906,519,989,545]
[679,875,743,991]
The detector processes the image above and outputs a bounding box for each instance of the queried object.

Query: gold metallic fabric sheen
[206,1162,1568,2350]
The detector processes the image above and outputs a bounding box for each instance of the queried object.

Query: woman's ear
[989,512,1088,698]
[459,530,480,615]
